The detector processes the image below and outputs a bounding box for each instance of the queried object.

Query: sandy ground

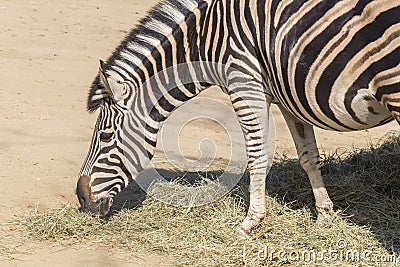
[0,0,398,266]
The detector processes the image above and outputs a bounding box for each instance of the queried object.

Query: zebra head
[76,61,136,217]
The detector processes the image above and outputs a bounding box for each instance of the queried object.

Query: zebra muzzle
[76,174,113,217]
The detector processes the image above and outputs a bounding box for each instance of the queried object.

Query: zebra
[76,0,400,238]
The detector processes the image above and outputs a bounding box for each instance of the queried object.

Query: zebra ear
[99,59,128,102]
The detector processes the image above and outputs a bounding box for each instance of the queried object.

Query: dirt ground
[0,0,398,266]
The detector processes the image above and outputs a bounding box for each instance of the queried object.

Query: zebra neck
[104,0,211,89]
[131,62,212,163]
[114,0,215,164]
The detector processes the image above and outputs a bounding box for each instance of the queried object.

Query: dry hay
[13,132,400,266]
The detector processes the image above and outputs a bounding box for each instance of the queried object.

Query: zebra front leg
[228,90,271,238]
[279,106,334,221]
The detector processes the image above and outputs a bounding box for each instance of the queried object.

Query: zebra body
[77,0,400,237]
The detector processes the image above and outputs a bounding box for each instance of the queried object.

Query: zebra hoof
[236,225,251,239]
[316,202,334,222]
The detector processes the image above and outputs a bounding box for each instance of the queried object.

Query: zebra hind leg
[279,106,334,222]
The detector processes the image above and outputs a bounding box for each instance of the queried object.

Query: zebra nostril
[78,195,87,209]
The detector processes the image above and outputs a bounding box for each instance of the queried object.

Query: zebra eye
[99,131,114,142]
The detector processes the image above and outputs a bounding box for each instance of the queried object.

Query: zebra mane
[87,0,200,113]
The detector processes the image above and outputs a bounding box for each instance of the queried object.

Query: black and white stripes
[77,0,400,236]
[269,0,400,131]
